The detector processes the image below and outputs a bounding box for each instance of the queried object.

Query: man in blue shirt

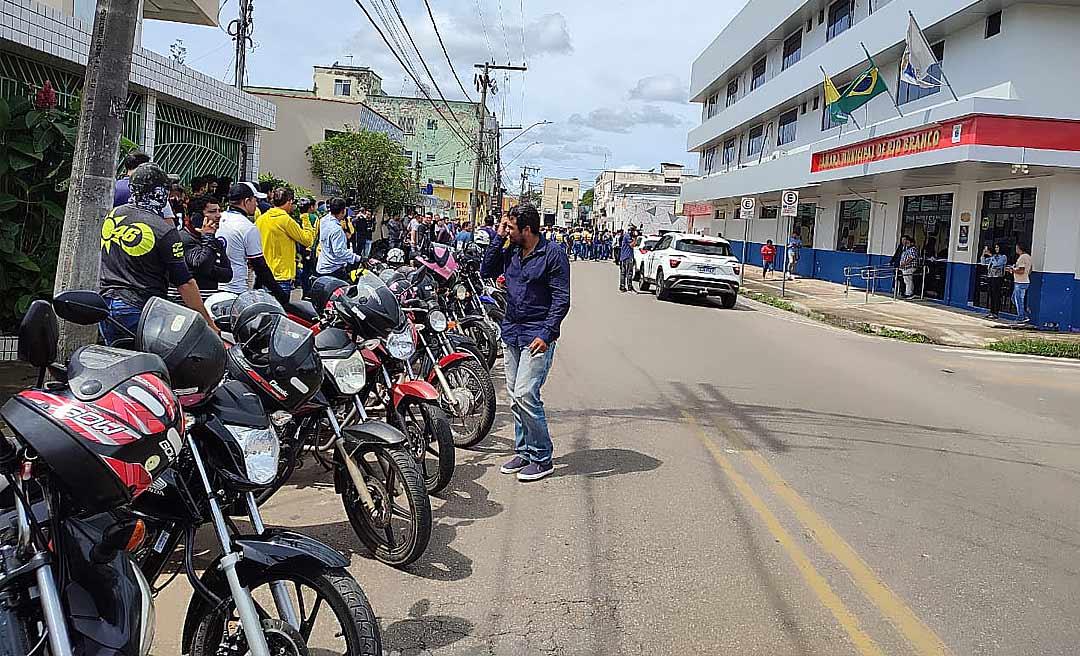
[316,198,362,281]
[481,204,571,481]
[619,226,637,293]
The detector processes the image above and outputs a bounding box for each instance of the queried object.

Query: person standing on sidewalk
[786,231,802,280]
[619,227,637,293]
[761,240,776,279]
[1008,244,1033,323]
[980,244,1008,319]
[481,204,571,482]
[899,235,919,299]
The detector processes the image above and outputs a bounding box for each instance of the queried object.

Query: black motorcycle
[51,291,383,656]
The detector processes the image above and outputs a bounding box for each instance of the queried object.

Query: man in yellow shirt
[255,187,314,296]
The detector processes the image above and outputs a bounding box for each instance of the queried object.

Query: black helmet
[310,276,350,316]
[226,315,322,411]
[331,273,404,339]
[231,290,285,347]
[137,297,225,397]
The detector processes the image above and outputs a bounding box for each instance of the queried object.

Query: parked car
[639,233,741,308]
[632,234,662,282]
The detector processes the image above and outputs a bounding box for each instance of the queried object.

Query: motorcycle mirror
[53,290,110,325]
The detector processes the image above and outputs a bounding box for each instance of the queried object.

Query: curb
[742,291,938,345]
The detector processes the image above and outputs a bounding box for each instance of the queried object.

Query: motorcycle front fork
[244,495,301,630]
[185,435,271,656]
[324,406,379,513]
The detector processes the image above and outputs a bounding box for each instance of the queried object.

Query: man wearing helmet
[481,203,571,482]
[98,163,217,344]
[316,198,363,281]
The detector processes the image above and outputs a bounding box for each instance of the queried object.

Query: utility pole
[229,0,254,89]
[519,166,539,203]
[54,0,141,357]
[470,62,527,225]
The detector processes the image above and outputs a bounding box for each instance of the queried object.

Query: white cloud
[628,74,686,103]
[568,105,683,133]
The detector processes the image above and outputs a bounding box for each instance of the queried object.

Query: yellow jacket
[256,207,315,282]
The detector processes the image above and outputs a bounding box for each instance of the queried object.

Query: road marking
[739,448,953,656]
[684,413,886,656]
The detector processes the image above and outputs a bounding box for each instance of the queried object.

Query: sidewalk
[738,264,1080,349]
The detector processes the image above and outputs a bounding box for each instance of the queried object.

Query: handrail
[844,264,929,303]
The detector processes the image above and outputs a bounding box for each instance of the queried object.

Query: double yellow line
[684,413,951,656]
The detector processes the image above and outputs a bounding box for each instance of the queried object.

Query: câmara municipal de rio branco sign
[810,120,973,173]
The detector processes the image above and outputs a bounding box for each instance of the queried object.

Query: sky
[143,0,750,192]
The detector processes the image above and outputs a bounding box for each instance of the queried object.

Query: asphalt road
[156,261,1080,655]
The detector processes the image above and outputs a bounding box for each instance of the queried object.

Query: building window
[747,124,765,157]
[427,119,438,130]
[426,154,435,161]
[705,91,720,119]
[806,18,813,32]
[334,78,352,96]
[827,0,852,41]
[399,116,416,134]
[836,199,871,252]
[703,146,717,174]
[722,137,737,167]
[778,109,798,146]
[761,205,778,219]
[813,95,820,111]
[801,102,807,115]
[750,58,767,91]
[782,31,802,71]
[986,11,1001,38]
[898,41,944,105]
[726,79,739,107]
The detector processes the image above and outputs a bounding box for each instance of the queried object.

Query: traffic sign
[740,197,756,220]
[781,190,799,217]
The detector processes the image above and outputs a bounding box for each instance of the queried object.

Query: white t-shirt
[217,209,263,293]
[1013,253,1033,284]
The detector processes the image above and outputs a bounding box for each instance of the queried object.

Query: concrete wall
[312,66,382,103]
[542,178,580,227]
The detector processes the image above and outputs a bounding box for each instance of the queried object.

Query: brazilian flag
[828,58,889,119]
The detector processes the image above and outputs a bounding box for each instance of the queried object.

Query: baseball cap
[228,181,267,202]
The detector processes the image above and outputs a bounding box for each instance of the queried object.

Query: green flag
[828,60,888,118]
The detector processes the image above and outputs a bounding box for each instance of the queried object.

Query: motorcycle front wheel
[341,447,432,568]
[441,359,497,448]
[461,321,498,369]
[394,399,455,495]
[188,566,381,656]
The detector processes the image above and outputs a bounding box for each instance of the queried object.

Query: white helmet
[473,228,491,247]
[386,247,405,266]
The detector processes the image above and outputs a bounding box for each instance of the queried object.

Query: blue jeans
[504,342,557,464]
[1012,282,1030,321]
[360,239,372,258]
[277,281,293,296]
[100,298,142,346]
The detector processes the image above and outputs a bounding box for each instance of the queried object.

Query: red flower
[34,80,57,109]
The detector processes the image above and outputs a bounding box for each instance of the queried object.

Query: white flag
[900,15,941,88]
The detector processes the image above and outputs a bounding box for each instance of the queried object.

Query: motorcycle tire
[441,358,497,448]
[188,565,381,656]
[394,399,455,495]
[340,447,432,568]
[463,321,499,369]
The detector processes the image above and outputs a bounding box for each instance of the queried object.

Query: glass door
[900,194,953,300]
[970,188,1036,312]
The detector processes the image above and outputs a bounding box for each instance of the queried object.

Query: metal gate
[153,102,244,184]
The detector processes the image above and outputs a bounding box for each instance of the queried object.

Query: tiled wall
[0,0,275,131]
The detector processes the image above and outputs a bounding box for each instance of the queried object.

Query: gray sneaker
[517,461,554,481]
[500,456,529,474]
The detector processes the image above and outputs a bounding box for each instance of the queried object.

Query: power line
[386,0,475,144]
[422,0,473,102]
[475,0,495,62]
[351,0,474,149]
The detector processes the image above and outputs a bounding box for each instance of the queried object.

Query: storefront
[900,193,953,300]
[970,188,1036,314]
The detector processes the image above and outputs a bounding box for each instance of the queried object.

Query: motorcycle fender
[456,315,488,330]
[333,421,408,493]
[392,380,440,410]
[434,351,472,375]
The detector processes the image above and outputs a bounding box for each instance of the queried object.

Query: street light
[501,120,552,150]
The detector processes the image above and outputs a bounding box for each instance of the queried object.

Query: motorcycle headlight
[428,310,448,333]
[454,284,468,301]
[386,328,416,360]
[322,351,367,395]
[129,560,156,656]
[225,425,280,486]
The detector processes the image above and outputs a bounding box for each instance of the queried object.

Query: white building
[1,0,275,183]
[542,177,580,227]
[594,163,696,231]
[682,0,1080,330]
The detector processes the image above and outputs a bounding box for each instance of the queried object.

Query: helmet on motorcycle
[332,273,405,339]
[226,314,322,411]
[204,291,239,330]
[309,276,350,315]
[137,296,225,397]
[230,290,285,347]
[386,247,405,266]
[473,228,491,247]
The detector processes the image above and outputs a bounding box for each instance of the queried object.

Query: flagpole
[909,11,960,102]
[861,41,904,118]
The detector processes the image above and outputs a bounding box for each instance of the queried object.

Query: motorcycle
[50,291,383,656]
[248,280,433,568]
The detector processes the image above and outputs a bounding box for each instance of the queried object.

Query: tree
[307,129,414,214]
[581,187,594,207]
[258,171,312,201]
